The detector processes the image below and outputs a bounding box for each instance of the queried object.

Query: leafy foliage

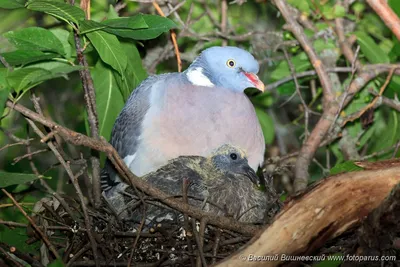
[0,171,49,188]
[27,0,85,25]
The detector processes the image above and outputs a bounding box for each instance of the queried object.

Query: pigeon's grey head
[210,144,261,186]
[185,46,264,93]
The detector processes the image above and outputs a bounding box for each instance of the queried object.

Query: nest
[17,182,282,267]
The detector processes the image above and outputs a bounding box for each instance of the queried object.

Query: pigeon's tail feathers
[100,168,119,192]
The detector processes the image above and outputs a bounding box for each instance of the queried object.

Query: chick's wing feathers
[144,156,206,198]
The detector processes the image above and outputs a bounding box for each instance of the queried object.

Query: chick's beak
[243,166,261,187]
[244,72,265,92]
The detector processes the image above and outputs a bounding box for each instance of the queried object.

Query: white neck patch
[186,67,214,87]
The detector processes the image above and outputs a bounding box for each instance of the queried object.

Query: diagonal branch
[2,188,61,260]
[273,0,334,102]
[293,68,392,191]
[6,101,260,236]
[152,1,182,72]
[366,0,400,41]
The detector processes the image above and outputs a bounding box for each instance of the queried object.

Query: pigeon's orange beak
[244,72,265,92]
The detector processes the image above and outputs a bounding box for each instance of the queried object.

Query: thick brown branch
[366,0,400,41]
[218,164,400,266]
[294,68,390,191]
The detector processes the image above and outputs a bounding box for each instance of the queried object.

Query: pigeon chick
[102,144,267,226]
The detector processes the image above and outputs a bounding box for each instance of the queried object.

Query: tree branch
[70,0,101,208]
[218,164,400,266]
[366,0,400,41]
[6,101,261,236]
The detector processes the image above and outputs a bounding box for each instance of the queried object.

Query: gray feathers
[103,145,267,226]
[102,46,266,202]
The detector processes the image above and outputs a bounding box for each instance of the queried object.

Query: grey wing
[145,157,206,198]
[101,75,166,191]
[139,157,206,224]
[105,157,206,225]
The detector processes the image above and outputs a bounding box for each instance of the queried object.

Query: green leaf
[115,42,147,100]
[24,61,72,70]
[7,68,52,93]
[80,16,148,35]
[102,14,148,29]
[50,28,73,59]
[389,0,400,17]
[7,65,82,93]
[387,75,400,95]
[330,161,363,175]
[103,14,176,40]
[0,171,49,188]
[50,65,83,76]
[86,30,127,75]
[250,92,274,108]
[287,0,311,14]
[79,20,107,34]
[255,107,275,145]
[389,38,400,60]
[333,4,345,18]
[48,259,65,267]
[4,27,65,56]
[0,0,25,9]
[0,50,57,66]
[27,0,85,25]
[0,68,8,91]
[271,52,311,81]
[92,61,124,141]
[0,88,8,117]
[368,110,400,157]
[355,31,390,64]
[106,4,119,19]
[313,253,343,267]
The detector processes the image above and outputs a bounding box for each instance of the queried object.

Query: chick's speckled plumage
[103,145,267,226]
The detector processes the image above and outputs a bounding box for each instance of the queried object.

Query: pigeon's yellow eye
[226,59,236,68]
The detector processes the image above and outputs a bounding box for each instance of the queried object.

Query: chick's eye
[226,59,235,68]
[230,153,238,160]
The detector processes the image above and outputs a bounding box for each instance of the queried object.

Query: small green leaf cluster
[0,0,176,141]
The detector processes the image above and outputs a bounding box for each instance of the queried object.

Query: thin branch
[70,0,101,208]
[24,118,99,267]
[334,1,361,69]
[369,90,400,112]
[282,48,310,140]
[221,0,228,47]
[152,1,182,72]
[1,188,61,260]
[341,68,396,126]
[293,69,390,191]
[6,100,260,236]
[273,0,334,101]
[0,55,11,69]
[80,0,91,20]
[13,148,48,164]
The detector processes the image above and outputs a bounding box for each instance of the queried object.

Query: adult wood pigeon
[102,46,265,189]
[102,144,267,225]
